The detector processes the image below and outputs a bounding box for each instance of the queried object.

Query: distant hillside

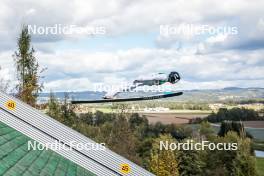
[176,87,264,103]
[38,91,105,103]
[38,87,264,103]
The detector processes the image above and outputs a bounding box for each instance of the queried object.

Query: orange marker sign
[5,100,16,110]
[120,163,131,174]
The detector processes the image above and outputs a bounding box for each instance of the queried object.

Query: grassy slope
[256,158,264,176]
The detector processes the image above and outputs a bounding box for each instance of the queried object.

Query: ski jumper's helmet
[168,72,181,83]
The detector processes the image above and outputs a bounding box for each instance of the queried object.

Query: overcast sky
[0,0,263,92]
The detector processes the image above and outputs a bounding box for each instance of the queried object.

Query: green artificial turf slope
[0,122,96,176]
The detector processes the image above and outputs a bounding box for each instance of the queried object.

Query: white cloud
[25,8,36,16]
[0,51,15,80]
[0,0,263,42]
[206,34,228,43]
[1,46,264,91]
[33,48,264,91]
[0,0,264,91]
[45,77,93,92]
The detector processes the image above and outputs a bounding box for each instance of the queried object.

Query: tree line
[190,107,262,124]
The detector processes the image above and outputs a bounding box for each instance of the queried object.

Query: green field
[256,158,264,176]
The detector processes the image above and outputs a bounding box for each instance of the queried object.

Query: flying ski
[71,71,183,104]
